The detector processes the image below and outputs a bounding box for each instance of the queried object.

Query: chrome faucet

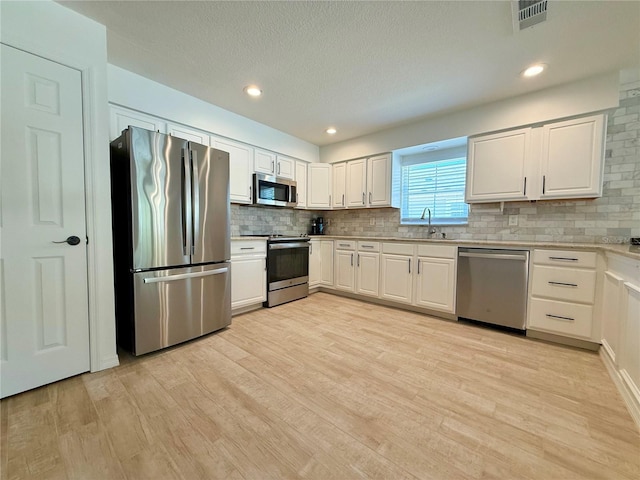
[421,207,437,236]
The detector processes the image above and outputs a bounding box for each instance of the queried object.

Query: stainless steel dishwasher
[456,247,529,330]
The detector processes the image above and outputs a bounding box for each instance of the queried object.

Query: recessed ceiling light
[244,85,262,97]
[522,64,546,78]
[326,127,337,135]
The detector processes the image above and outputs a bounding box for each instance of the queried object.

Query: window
[400,151,469,225]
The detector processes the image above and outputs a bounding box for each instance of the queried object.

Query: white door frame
[1,19,119,371]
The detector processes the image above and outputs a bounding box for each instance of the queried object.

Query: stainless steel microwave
[253,173,297,207]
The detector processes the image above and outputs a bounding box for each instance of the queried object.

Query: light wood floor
[1,292,639,479]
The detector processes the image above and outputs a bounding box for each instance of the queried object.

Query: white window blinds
[400,157,469,224]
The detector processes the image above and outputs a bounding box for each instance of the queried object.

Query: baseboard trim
[94,354,120,372]
[526,329,600,351]
[599,348,640,430]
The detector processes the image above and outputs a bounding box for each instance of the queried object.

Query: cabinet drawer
[382,243,415,256]
[416,244,456,259]
[231,240,266,256]
[335,240,356,250]
[528,298,593,339]
[531,265,596,304]
[532,249,597,268]
[357,241,380,252]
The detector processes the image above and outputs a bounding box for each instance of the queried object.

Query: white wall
[320,71,620,163]
[108,65,320,162]
[1,0,118,371]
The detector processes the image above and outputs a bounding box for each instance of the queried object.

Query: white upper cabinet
[110,105,166,140]
[466,127,532,203]
[211,136,254,204]
[346,158,367,207]
[367,154,392,207]
[295,160,308,208]
[466,114,607,203]
[167,123,210,146]
[254,148,277,176]
[332,162,347,208]
[540,114,605,199]
[276,155,295,180]
[308,163,332,208]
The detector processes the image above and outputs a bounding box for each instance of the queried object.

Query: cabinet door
[212,136,253,204]
[332,162,346,207]
[540,114,605,199]
[320,240,334,286]
[276,155,295,180]
[334,250,356,292]
[346,159,367,207]
[415,257,456,312]
[167,123,209,146]
[602,271,624,364]
[309,240,321,287]
[357,252,380,297]
[231,257,266,309]
[295,161,308,208]
[308,163,332,208]
[620,282,640,400]
[466,128,531,203]
[254,148,276,175]
[110,105,166,140]
[367,154,391,207]
[380,254,413,304]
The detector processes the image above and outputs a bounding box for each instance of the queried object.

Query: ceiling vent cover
[512,0,548,32]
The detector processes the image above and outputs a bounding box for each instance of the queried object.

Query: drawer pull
[339,243,351,247]
[548,256,579,262]
[240,247,255,250]
[360,245,374,249]
[548,281,578,287]
[545,314,575,321]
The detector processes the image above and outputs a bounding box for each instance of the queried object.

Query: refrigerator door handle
[143,267,229,284]
[181,148,192,256]
[190,148,199,256]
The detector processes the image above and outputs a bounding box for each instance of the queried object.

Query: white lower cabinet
[309,239,322,287]
[528,249,597,341]
[231,240,266,310]
[601,253,640,428]
[413,245,457,313]
[334,241,356,291]
[319,239,334,286]
[334,240,380,296]
[356,248,380,297]
[380,243,415,304]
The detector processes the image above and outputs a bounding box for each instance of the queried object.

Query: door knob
[53,235,81,246]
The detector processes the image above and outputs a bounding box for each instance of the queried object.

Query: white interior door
[1,44,90,398]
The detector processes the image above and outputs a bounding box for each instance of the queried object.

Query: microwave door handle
[190,148,199,256]
[181,148,192,257]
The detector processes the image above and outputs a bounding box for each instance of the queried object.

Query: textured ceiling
[59,1,640,146]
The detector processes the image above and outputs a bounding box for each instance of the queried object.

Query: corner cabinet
[211,136,253,204]
[332,154,393,209]
[466,114,606,203]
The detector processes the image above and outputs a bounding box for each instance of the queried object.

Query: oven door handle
[269,242,310,250]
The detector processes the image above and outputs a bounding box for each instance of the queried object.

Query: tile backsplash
[232,74,639,244]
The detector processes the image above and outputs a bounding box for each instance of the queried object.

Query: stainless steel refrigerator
[110,126,231,355]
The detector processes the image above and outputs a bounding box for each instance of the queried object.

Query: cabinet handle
[310,243,313,254]
[417,259,421,274]
[339,243,350,247]
[542,175,546,194]
[240,247,255,250]
[362,192,365,205]
[296,193,299,202]
[277,163,281,175]
[523,176,527,196]
[329,194,332,205]
[357,254,360,267]
[369,192,372,204]
[408,259,411,274]
[549,256,579,262]
[548,281,578,287]
[361,245,374,249]
[271,160,274,173]
[546,314,575,321]
[351,253,353,266]
[342,194,345,206]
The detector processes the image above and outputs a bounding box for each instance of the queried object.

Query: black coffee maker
[311,217,325,235]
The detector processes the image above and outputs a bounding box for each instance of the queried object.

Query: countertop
[232,236,640,261]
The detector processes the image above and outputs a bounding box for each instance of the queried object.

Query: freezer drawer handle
[548,281,578,287]
[143,267,229,284]
[459,252,527,261]
[545,314,575,321]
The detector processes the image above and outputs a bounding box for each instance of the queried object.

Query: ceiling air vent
[512,0,548,32]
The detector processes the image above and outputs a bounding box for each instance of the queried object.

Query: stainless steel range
[264,235,310,307]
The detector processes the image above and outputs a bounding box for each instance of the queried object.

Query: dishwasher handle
[459,252,528,261]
